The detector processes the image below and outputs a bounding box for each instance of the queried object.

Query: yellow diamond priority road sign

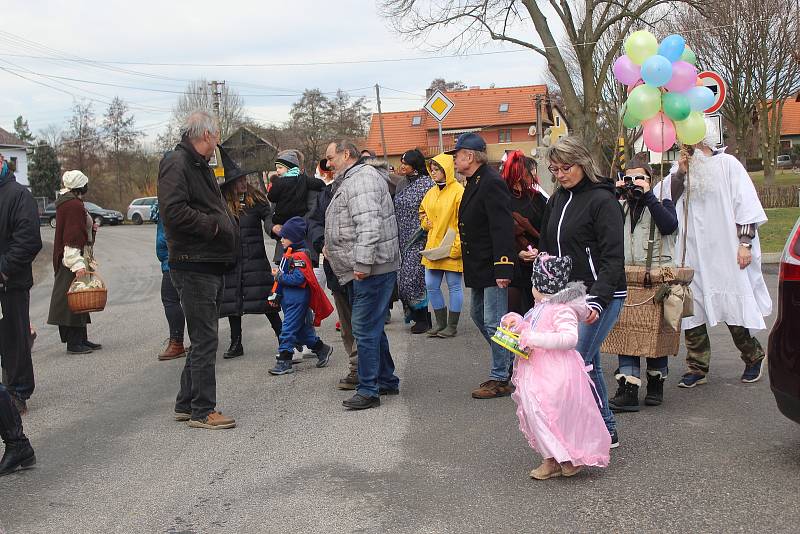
[424,90,455,122]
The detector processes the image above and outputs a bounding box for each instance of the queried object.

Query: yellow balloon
[675,112,707,145]
[625,30,659,65]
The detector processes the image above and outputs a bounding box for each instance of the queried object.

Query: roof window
[499,103,509,112]
[411,116,422,126]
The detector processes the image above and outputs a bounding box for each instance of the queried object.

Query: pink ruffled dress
[503,293,611,467]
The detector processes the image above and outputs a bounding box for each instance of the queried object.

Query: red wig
[501,150,538,197]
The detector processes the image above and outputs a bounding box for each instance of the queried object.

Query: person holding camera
[608,156,678,412]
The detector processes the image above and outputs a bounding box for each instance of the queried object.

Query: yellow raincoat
[419,153,464,272]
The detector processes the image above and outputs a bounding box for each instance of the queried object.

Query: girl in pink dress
[501,253,611,479]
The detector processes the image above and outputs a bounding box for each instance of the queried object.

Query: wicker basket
[601,265,693,358]
[67,273,107,314]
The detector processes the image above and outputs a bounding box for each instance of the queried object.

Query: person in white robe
[659,119,772,388]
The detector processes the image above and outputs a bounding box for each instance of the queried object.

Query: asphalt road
[1,225,798,534]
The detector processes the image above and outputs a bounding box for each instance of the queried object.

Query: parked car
[127,196,158,224]
[768,216,800,424]
[776,154,793,169]
[40,201,124,228]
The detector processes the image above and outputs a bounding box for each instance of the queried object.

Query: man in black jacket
[450,133,516,399]
[158,110,238,430]
[0,158,42,415]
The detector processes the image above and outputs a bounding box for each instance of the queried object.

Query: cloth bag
[420,228,456,261]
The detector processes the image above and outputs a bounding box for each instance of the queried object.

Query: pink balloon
[664,61,698,93]
[613,55,642,85]
[626,79,644,95]
[642,112,677,152]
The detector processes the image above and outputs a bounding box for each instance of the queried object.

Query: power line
[0,18,772,69]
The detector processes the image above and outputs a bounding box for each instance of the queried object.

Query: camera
[616,173,645,200]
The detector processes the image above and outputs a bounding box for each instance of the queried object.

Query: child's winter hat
[275,150,300,170]
[279,216,307,246]
[531,253,572,295]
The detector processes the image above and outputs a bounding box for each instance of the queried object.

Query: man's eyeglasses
[622,174,648,182]
[548,164,574,175]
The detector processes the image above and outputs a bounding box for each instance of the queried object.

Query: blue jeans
[425,269,463,312]
[346,271,399,398]
[576,297,624,433]
[618,355,669,379]
[278,290,319,356]
[470,286,510,381]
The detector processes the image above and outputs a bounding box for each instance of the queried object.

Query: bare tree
[380,0,693,161]
[159,79,247,148]
[38,123,63,154]
[103,97,141,203]
[61,100,102,176]
[289,89,329,169]
[752,0,800,183]
[676,4,759,163]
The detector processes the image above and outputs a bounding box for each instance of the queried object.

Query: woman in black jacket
[534,136,626,448]
[219,166,282,359]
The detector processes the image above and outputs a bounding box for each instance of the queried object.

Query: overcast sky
[0,0,551,144]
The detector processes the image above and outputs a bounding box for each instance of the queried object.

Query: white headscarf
[59,170,89,195]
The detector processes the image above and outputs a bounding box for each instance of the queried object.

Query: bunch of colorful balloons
[613,31,715,152]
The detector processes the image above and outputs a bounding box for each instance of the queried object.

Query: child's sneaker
[314,343,333,368]
[269,360,294,375]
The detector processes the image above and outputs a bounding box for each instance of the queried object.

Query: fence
[756,185,800,208]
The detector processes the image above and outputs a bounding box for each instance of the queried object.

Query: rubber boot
[609,374,640,412]
[436,311,461,338]
[224,337,244,359]
[410,309,430,334]
[645,370,666,406]
[427,308,448,337]
[0,386,35,476]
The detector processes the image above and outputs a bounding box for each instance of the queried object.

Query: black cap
[446,132,487,155]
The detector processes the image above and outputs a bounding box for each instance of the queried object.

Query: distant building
[0,127,32,186]
[779,94,800,152]
[363,85,568,169]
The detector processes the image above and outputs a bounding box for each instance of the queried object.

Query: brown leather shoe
[158,339,187,361]
[187,411,236,429]
[471,380,512,399]
[336,371,359,390]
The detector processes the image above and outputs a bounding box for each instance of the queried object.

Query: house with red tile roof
[363,85,568,169]
[779,94,800,151]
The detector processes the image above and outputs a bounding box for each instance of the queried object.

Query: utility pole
[375,84,388,163]
[210,80,225,126]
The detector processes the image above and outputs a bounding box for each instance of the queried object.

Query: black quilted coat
[219,201,275,317]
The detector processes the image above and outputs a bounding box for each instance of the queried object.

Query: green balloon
[625,30,659,65]
[627,84,662,120]
[662,92,691,121]
[680,46,697,65]
[675,111,706,144]
[623,110,641,128]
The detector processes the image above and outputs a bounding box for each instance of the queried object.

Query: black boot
[224,337,244,359]
[66,327,92,354]
[82,327,102,351]
[609,374,640,412]
[645,371,666,406]
[0,388,35,476]
[410,309,430,334]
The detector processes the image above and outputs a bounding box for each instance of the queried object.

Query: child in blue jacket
[269,217,334,375]
[154,203,187,361]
